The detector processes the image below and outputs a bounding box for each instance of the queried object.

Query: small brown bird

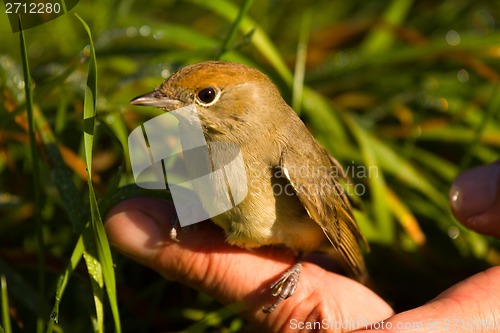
[130,61,367,313]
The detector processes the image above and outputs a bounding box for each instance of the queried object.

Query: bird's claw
[169,214,180,242]
[263,261,302,314]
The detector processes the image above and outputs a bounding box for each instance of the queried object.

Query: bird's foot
[263,260,302,314]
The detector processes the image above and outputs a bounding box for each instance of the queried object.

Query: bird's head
[130,61,287,139]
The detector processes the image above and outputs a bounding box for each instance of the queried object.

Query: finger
[449,161,500,238]
[105,198,176,265]
[356,266,500,333]
[105,199,393,332]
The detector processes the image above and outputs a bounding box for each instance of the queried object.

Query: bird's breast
[210,156,327,252]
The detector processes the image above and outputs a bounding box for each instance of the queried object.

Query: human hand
[105,198,392,332]
[359,162,500,333]
[105,162,500,332]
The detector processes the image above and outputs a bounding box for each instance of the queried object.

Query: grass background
[1,0,500,331]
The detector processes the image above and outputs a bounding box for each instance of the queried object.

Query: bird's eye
[196,87,220,106]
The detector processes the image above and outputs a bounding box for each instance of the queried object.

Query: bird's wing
[280,146,367,279]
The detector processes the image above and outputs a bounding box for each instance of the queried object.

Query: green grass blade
[1,276,12,333]
[410,147,459,182]
[292,10,312,115]
[385,187,425,246]
[46,236,84,333]
[75,12,104,332]
[18,18,46,333]
[302,89,347,143]
[77,18,98,178]
[183,302,247,333]
[460,82,500,169]
[342,112,394,244]
[35,108,88,233]
[217,0,253,59]
[75,13,122,333]
[370,138,447,207]
[361,0,414,55]
[82,232,105,333]
[60,0,68,12]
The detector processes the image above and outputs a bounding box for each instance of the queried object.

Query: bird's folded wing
[280,147,367,279]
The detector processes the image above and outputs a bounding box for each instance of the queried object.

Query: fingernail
[449,162,500,220]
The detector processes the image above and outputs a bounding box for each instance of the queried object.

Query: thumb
[450,161,500,238]
[356,266,500,333]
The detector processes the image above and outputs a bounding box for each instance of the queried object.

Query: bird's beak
[130,91,182,109]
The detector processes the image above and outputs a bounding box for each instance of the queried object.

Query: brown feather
[280,140,367,280]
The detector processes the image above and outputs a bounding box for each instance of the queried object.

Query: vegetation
[1,0,499,331]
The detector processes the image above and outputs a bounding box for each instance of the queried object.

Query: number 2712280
[5,2,61,14]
